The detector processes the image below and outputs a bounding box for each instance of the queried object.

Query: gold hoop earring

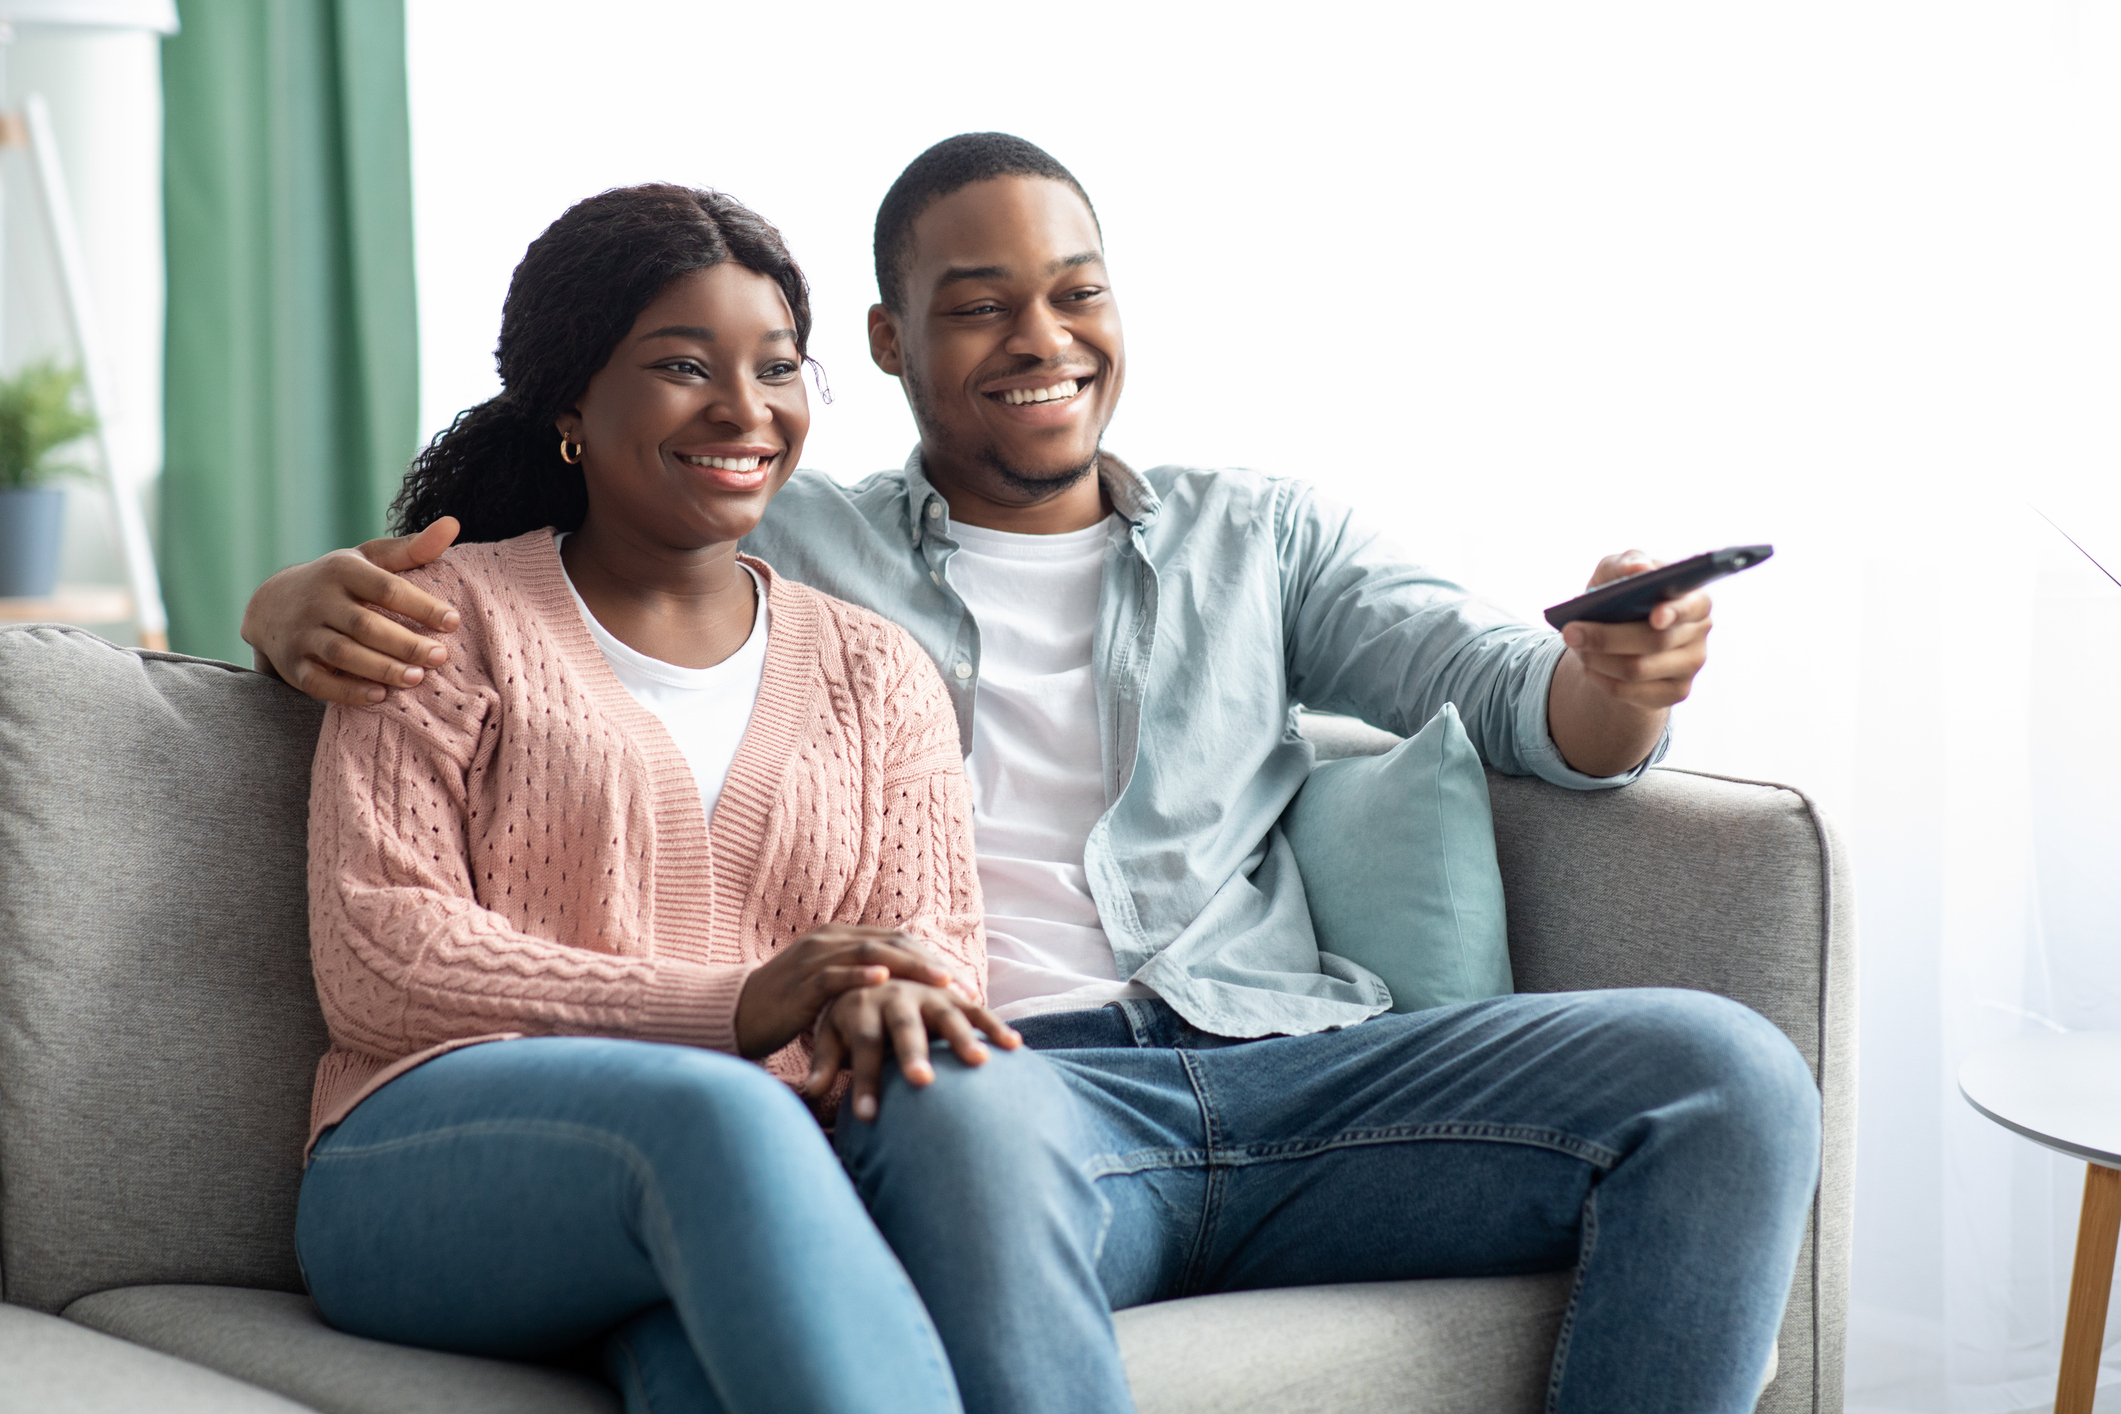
[558,435,583,465]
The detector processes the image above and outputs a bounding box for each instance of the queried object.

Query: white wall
[408,1,2121,808]
[406,6,2121,1407]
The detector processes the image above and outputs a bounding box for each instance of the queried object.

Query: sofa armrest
[1486,765,1855,1414]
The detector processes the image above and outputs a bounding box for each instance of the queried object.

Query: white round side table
[1960,1031,2121,1414]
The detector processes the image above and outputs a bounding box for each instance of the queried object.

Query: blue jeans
[835,989,1821,1414]
[296,1037,962,1414]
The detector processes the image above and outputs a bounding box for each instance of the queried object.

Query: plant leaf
[0,358,98,489]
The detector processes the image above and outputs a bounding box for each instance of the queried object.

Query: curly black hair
[390,184,813,542]
[872,133,1098,313]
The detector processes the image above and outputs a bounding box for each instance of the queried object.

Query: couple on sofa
[253,133,1821,1414]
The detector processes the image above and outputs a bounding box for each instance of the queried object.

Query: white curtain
[1841,493,2121,1413]
[404,3,2121,1405]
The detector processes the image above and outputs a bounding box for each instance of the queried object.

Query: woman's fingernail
[365,686,386,703]
[441,612,460,630]
[427,644,447,664]
[857,1096,876,1120]
[401,666,423,685]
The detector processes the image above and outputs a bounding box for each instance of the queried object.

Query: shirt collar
[900,445,1161,545]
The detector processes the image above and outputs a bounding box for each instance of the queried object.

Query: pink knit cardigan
[306,530,983,1148]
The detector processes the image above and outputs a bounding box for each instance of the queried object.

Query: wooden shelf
[0,586,134,625]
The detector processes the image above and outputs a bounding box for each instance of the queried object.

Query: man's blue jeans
[296,1037,962,1414]
[835,988,1822,1414]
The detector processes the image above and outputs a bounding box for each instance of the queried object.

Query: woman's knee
[611,1043,820,1149]
[839,1045,1075,1173]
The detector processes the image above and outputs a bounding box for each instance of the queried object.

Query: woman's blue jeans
[835,988,1823,1414]
[296,1037,962,1414]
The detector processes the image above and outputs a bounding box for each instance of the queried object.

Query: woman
[297,184,1014,1414]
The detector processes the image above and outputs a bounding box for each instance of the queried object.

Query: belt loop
[1114,998,1159,1048]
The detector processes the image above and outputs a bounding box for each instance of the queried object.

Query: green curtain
[161,0,418,662]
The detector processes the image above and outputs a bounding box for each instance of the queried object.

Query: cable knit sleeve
[864,632,987,1003]
[307,632,746,1063]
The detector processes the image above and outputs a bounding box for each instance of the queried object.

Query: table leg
[2057,1162,2121,1414]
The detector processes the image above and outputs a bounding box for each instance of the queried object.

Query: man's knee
[1611,989,1821,1178]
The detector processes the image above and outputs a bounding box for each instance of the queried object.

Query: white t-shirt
[947,516,1155,1021]
[558,539,770,821]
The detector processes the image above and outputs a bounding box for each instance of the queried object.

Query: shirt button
[953,661,973,681]
[927,503,943,520]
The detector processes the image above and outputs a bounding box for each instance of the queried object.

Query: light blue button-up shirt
[742,450,1663,1038]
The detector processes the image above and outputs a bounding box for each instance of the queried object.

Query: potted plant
[0,358,96,599]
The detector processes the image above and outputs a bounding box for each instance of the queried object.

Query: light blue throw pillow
[1281,703,1513,1013]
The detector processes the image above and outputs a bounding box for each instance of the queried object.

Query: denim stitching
[1082,1146,1213,1181]
[1546,1186,1598,1414]
[313,1116,659,1166]
[1115,998,1161,1048]
[1176,1047,1225,1295]
[1228,1121,1622,1171]
[1078,1126,1616,1183]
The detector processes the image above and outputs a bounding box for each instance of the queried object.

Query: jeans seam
[1226,1122,1623,1171]
[1177,1048,1224,1295]
[1082,1147,1212,1180]
[1546,1185,1598,1414]
[312,1116,659,1166]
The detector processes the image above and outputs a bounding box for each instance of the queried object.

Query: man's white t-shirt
[947,516,1155,1021]
[558,538,770,821]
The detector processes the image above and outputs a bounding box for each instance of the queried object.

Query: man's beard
[906,366,1102,504]
[979,443,1101,501]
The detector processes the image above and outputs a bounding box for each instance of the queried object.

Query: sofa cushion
[65,1285,617,1414]
[0,627,327,1311]
[65,1275,1570,1414]
[0,1299,314,1412]
[1115,1271,1570,1414]
[1283,704,1513,1013]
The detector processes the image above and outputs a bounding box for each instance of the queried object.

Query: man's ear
[868,304,904,377]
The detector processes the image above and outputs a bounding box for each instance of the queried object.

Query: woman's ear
[554,410,583,442]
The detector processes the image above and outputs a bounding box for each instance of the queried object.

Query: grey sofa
[0,624,1853,1414]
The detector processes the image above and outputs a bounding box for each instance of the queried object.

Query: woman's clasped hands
[733,923,1020,1122]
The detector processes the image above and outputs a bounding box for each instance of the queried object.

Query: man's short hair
[873,133,1099,312]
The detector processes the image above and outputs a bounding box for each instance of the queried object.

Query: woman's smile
[676,445,779,491]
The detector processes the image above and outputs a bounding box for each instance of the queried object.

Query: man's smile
[991,378,1083,406]
[978,370,1100,428]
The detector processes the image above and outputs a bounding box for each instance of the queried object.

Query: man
[245,134,1819,1413]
